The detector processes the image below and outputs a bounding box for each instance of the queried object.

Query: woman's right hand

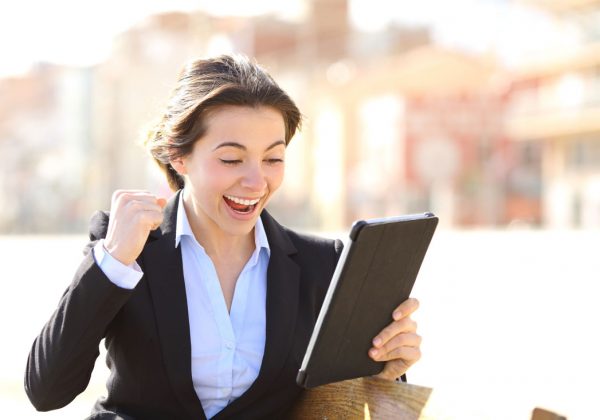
[103,190,167,266]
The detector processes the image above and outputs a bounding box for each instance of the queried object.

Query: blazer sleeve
[24,211,135,411]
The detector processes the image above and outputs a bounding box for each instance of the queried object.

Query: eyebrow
[213,140,286,152]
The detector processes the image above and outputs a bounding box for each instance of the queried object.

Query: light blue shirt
[93,192,269,419]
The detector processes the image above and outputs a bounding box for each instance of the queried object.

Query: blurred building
[0,64,93,232]
[86,12,215,214]
[507,0,600,228]
[308,47,513,229]
[0,0,537,232]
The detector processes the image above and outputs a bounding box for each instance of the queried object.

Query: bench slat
[288,377,433,419]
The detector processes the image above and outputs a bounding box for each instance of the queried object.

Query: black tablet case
[296,213,438,388]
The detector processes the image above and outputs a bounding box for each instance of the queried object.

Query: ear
[169,157,187,175]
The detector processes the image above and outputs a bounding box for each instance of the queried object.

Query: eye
[264,158,284,165]
[220,159,242,166]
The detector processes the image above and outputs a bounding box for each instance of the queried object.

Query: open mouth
[223,194,262,215]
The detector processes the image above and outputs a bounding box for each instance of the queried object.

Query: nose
[240,162,267,191]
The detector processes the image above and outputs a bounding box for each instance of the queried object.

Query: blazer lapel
[215,210,300,418]
[143,191,206,420]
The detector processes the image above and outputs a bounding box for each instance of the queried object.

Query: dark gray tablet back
[297,213,438,388]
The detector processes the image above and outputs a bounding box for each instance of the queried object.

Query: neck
[182,193,255,261]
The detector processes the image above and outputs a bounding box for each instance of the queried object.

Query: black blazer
[25,192,343,419]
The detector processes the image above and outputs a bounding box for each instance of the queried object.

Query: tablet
[296,213,438,388]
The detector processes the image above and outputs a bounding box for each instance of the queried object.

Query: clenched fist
[103,190,167,266]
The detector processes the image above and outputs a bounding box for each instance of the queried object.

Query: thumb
[157,197,168,209]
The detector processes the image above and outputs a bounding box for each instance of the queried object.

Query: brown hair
[145,54,302,191]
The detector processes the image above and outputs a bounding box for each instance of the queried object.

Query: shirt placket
[201,255,236,402]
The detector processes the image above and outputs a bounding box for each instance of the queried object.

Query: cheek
[188,160,232,198]
[267,165,285,192]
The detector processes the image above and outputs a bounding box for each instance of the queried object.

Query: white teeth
[224,195,261,206]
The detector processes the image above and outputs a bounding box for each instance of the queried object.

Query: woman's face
[171,105,286,239]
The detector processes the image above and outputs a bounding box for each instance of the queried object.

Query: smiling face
[170,105,286,242]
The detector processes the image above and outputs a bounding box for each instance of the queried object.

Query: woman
[25,55,421,419]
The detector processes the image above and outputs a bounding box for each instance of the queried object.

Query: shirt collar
[175,190,270,259]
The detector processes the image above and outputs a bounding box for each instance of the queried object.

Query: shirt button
[225,342,234,350]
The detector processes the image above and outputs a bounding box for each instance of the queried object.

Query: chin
[222,212,260,232]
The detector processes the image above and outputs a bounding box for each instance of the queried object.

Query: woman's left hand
[369,298,421,381]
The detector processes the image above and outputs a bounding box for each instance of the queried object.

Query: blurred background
[2,0,599,419]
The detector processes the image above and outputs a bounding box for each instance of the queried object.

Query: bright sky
[0,0,567,77]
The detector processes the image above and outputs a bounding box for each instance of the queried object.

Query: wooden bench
[288,377,567,419]
[288,377,432,419]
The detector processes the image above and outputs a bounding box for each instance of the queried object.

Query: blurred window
[566,136,600,172]
[508,142,542,199]
[590,67,600,107]
[566,6,600,43]
[510,72,600,115]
